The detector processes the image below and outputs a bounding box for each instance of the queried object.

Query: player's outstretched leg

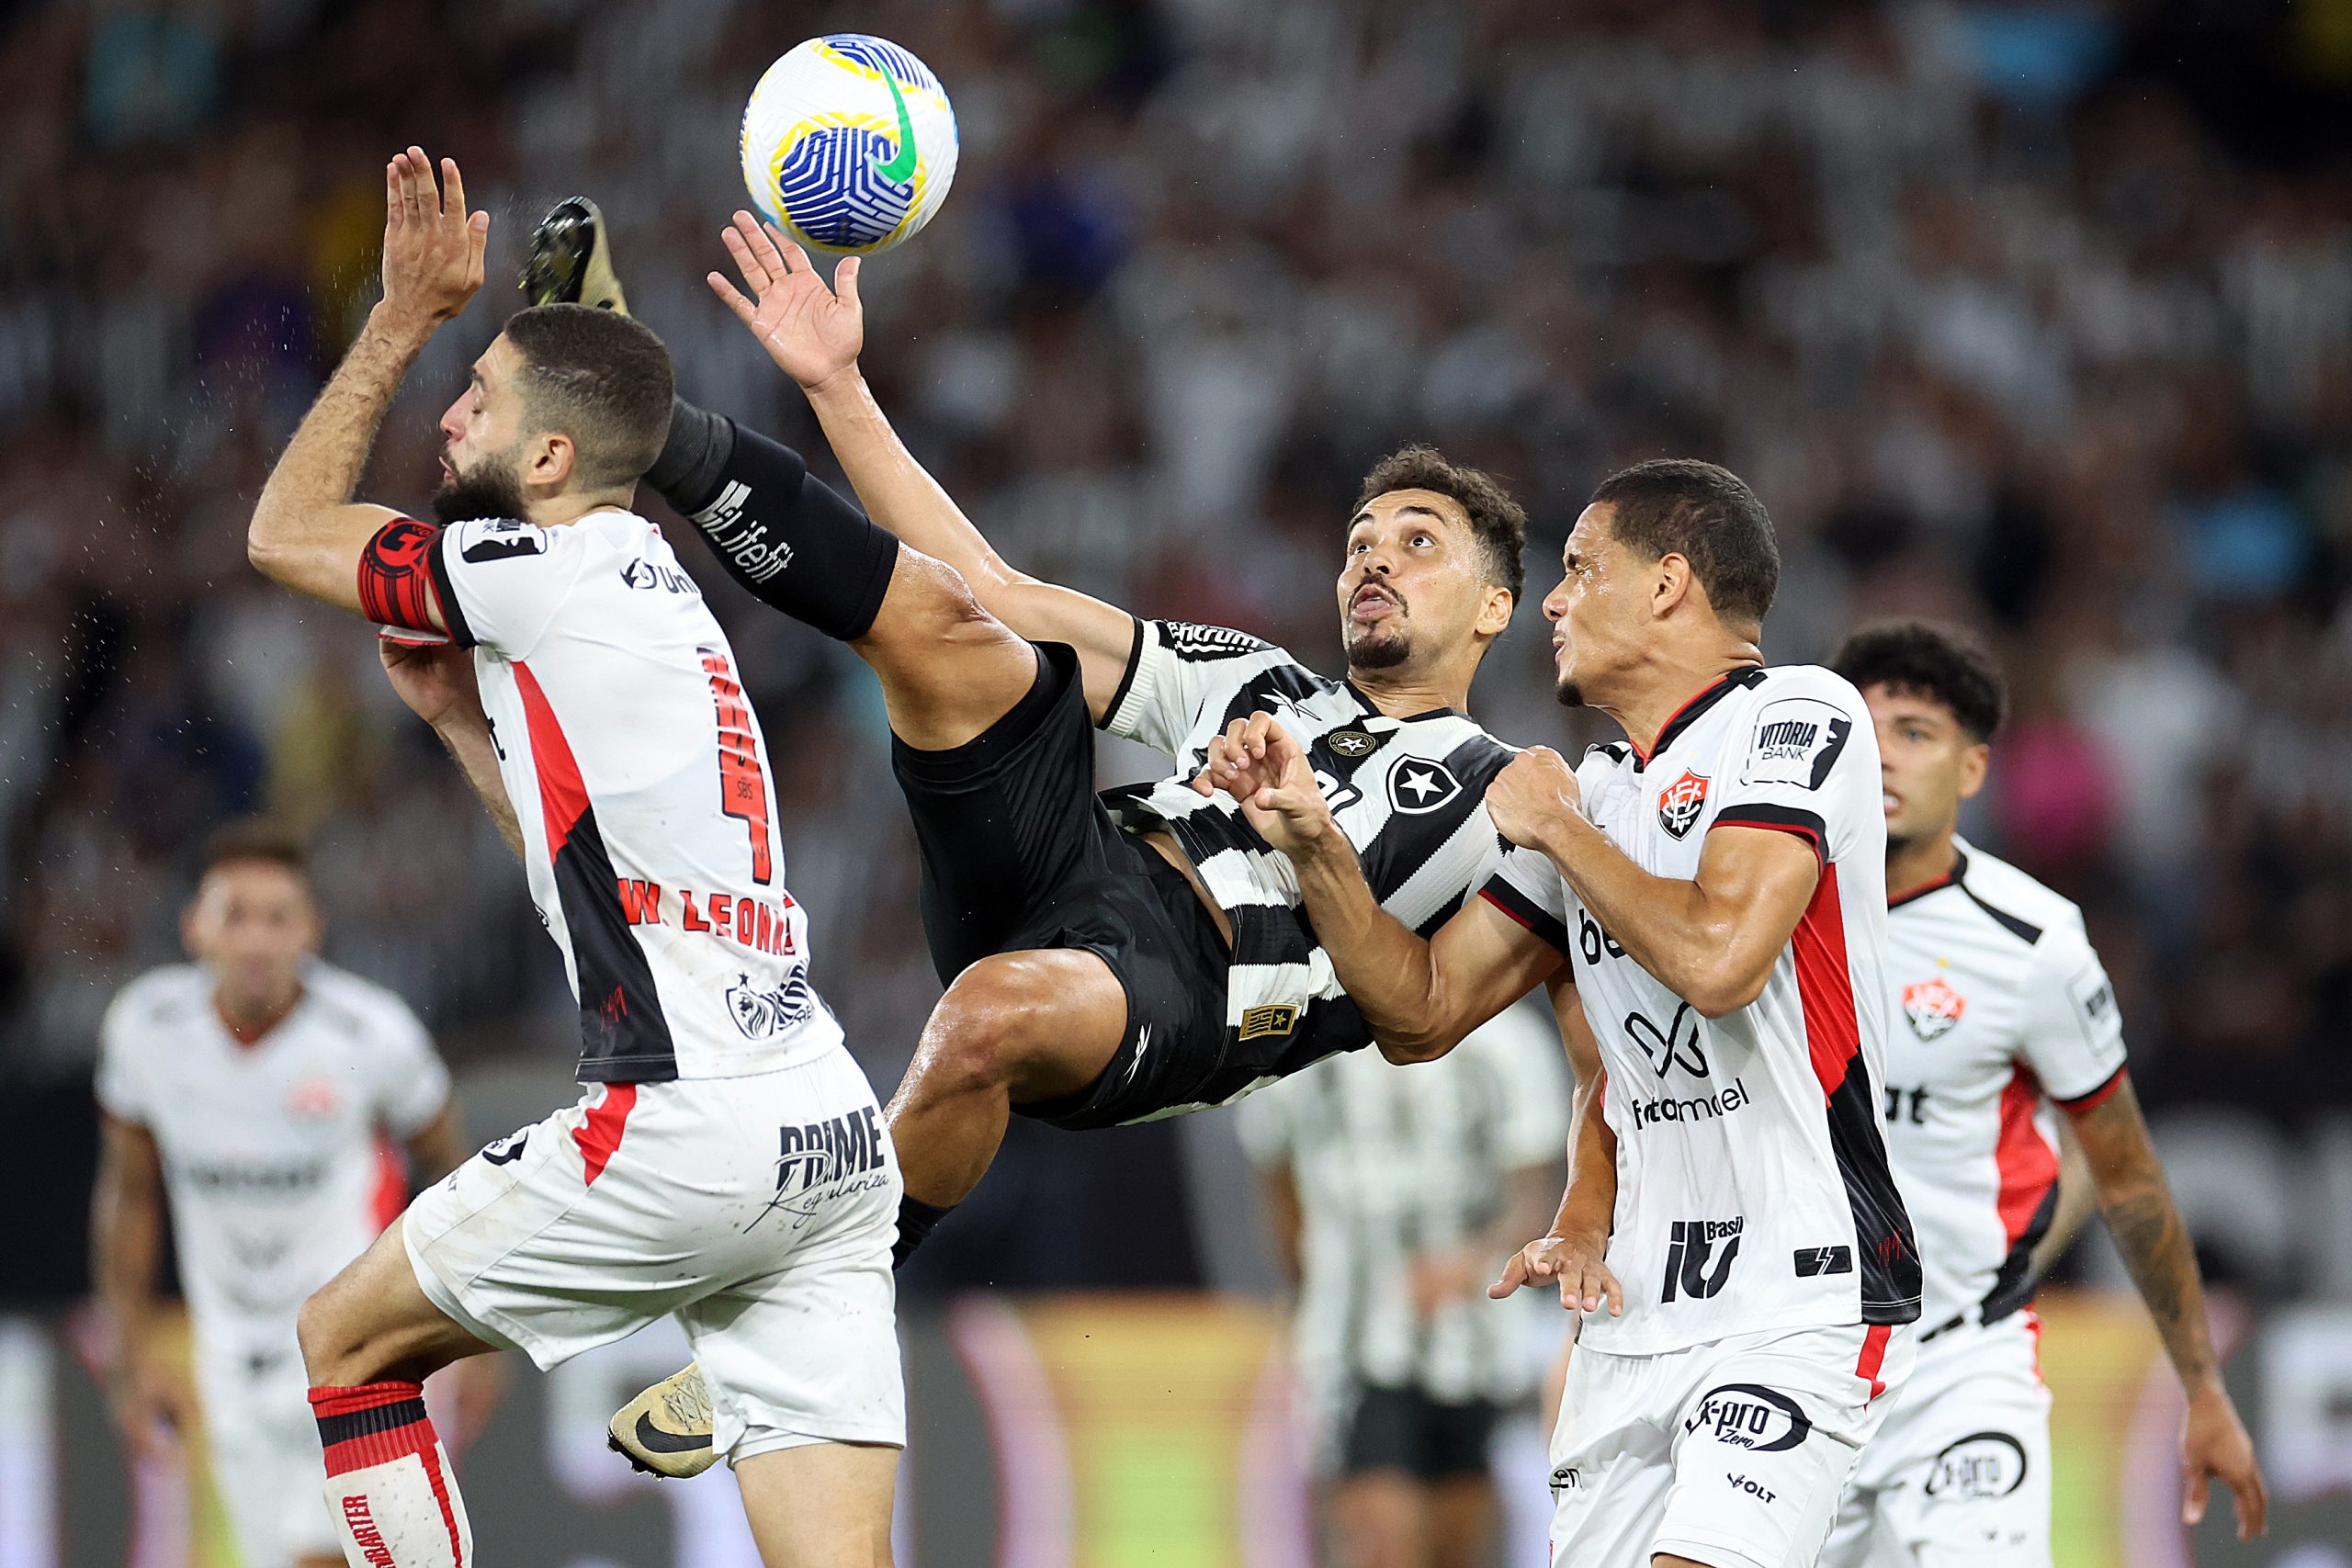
[883,949,1129,1260]
[298,1226,498,1568]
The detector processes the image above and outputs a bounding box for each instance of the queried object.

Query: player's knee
[919,955,1065,1090]
[296,1284,355,1383]
[877,547,1010,652]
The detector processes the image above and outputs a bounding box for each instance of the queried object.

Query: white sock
[308,1382,474,1567]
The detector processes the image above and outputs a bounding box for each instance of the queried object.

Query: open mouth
[1351,583,1399,622]
[1883,791,1901,813]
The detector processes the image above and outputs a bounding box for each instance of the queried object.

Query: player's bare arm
[707,212,1137,715]
[1197,712,1563,1059]
[1491,981,1621,1314]
[2068,1077,2268,1539]
[379,640,524,862]
[1486,745,1819,1018]
[2027,1113,2098,1280]
[248,149,485,619]
[89,1112,187,1462]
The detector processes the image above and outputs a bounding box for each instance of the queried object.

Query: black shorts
[1340,1384,1500,1483]
[889,641,1232,1132]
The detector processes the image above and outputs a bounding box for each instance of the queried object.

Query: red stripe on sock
[309,1382,424,1419]
[322,1416,438,1478]
[1854,1323,1893,1400]
[420,1438,466,1568]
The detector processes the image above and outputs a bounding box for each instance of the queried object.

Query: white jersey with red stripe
[93,962,448,1350]
[1482,664,1919,1357]
[422,510,840,1083]
[1881,839,2127,1333]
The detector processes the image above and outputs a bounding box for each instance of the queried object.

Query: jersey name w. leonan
[415,510,841,1083]
[1482,665,1920,1355]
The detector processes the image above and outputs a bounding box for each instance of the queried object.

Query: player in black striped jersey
[564,203,1538,1472]
[605,209,1529,1250]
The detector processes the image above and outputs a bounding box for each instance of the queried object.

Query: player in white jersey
[1238,998,1569,1568]
[243,149,900,1567]
[1204,460,1920,1568]
[92,821,463,1568]
[1809,620,2267,1563]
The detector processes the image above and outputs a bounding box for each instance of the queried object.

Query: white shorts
[194,1330,338,1565]
[1548,1319,1915,1568]
[402,1053,904,1463]
[1820,1313,2051,1568]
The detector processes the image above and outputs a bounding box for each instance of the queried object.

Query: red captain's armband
[358,518,444,634]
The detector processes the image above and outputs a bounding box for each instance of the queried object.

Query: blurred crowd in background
[6,0,2352,1298]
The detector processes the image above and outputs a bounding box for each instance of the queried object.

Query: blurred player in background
[522,208,1552,1474]
[91,820,464,1568]
[1204,463,1921,1568]
[1818,621,2267,1562]
[1238,998,1568,1568]
[243,150,903,1567]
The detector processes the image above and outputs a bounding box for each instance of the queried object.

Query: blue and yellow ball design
[740,34,958,256]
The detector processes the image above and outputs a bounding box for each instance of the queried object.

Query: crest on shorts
[1657,770,1710,839]
[1902,977,1967,1043]
[1386,758,1462,815]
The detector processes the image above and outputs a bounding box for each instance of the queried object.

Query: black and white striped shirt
[1101,618,1517,1104]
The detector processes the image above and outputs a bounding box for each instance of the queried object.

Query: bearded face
[432,444,531,525]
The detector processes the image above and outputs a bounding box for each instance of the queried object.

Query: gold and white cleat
[606,1360,715,1479]
[521,197,631,314]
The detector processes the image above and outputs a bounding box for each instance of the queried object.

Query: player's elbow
[1683,959,1770,1021]
[1375,1032,1458,1066]
[245,509,296,582]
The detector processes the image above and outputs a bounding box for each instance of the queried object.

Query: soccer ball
[740,34,958,256]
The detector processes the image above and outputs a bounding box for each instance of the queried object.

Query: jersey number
[701,649,773,885]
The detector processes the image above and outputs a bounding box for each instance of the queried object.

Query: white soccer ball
[740,34,958,256]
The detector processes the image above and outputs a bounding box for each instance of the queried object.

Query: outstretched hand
[1490,1229,1623,1315]
[707,211,865,392]
[1191,713,1335,858]
[380,147,488,332]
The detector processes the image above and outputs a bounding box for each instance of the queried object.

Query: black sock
[649,401,899,642]
[893,1194,956,1269]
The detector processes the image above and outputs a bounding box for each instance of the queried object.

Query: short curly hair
[1354,445,1527,600]
[1829,618,2007,741]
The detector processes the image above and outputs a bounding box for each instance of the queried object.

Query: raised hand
[1192,713,1336,858]
[380,147,489,333]
[707,210,864,392]
[1490,1226,1623,1315]
[1485,746,1583,850]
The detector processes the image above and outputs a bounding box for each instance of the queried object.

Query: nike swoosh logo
[871,67,918,184]
[632,1413,712,1454]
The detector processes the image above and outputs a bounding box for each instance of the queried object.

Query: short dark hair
[1354,445,1527,600]
[501,304,675,491]
[200,818,311,881]
[1589,458,1779,627]
[1829,618,2007,741]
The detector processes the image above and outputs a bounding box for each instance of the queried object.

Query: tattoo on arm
[2104,1179,2216,1383]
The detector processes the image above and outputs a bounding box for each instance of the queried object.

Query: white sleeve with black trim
[1480,843,1574,957]
[1101,617,1286,756]
[430,518,584,658]
[2019,919,2130,1111]
[1710,666,1871,865]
